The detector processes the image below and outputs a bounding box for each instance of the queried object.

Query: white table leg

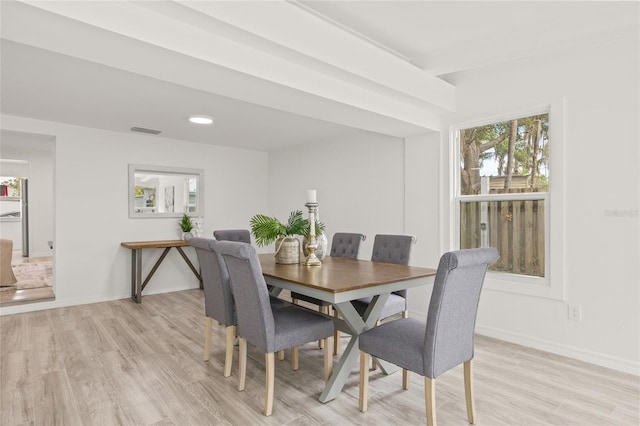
[319,293,390,403]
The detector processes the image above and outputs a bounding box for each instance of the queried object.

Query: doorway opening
[0,130,55,306]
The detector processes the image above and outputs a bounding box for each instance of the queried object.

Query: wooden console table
[121,240,202,303]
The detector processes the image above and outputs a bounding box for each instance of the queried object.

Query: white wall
[0,132,54,257]
[268,131,407,259]
[270,37,639,374]
[425,36,638,373]
[0,115,269,315]
[267,130,442,326]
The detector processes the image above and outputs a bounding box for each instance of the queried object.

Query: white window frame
[451,98,566,300]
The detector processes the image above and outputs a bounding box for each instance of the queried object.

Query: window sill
[484,271,564,300]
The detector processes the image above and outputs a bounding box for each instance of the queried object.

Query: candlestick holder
[303,201,321,266]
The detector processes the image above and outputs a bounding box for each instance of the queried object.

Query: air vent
[130,126,162,135]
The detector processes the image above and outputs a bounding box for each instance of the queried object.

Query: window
[453,100,565,299]
[457,112,549,278]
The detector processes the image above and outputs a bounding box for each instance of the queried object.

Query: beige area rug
[0,260,52,291]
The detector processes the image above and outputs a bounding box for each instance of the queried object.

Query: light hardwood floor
[1,289,638,425]
[0,255,54,307]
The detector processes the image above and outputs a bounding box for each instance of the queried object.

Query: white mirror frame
[128,164,204,218]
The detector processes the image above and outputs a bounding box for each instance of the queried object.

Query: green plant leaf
[179,213,193,232]
[301,219,325,238]
[250,210,312,246]
[250,214,287,246]
[285,210,306,236]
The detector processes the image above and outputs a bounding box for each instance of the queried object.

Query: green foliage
[461,114,549,181]
[179,213,193,232]
[301,219,326,239]
[250,210,322,246]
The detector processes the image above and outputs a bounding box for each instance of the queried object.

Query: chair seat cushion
[359,318,426,375]
[290,292,331,307]
[269,296,287,309]
[272,306,334,352]
[352,294,407,320]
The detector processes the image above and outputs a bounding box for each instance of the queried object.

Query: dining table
[259,253,437,403]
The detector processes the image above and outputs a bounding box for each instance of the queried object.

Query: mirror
[128,164,204,218]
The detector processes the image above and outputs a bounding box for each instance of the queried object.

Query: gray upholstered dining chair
[213,227,287,361]
[188,237,237,377]
[351,234,415,367]
[290,232,366,353]
[329,232,367,258]
[211,240,334,416]
[189,237,284,377]
[351,234,415,321]
[213,229,251,243]
[358,247,499,426]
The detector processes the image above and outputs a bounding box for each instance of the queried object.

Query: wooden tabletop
[259,253,436,294]
[121,240,190,250]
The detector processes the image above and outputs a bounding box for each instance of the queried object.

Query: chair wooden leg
[323,337,333,382]
[278,350,285,361]
[402,368,410,390]
[425,377,436,426]
[291,346,299,370]
[238,338,247,391]
[318,306,327,348]
[203,317,213,362]
[359,351,369,412]
[402,310,409,319]
[223,325,235,377]
[464,360,476,424]
[333,310,341,355]
[265,352,275,416]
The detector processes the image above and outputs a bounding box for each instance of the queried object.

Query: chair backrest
[188,238,235,326]
[371,234,415,298]
[213,229,251,244]
[423,247,499,379]
[370,234,414,265]
[210,240,276,353]
[330,232,366,259]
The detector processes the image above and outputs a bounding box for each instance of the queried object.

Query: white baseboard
[408,308,638,375]
[0,284,200,316]
[29,251,53,258]
[475,324,639,376]
[0,294,115,315]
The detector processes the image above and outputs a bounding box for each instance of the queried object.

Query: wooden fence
[460,198,545,277]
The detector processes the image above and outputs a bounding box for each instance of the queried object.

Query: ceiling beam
[178,0,455,111]
[5,1,451,135]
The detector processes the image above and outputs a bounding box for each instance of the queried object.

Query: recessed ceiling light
[188,115,214,125]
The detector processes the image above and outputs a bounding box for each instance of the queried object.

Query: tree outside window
[458,113,549,277]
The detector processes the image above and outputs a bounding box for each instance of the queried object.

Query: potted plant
[179,213,194,240]
[250,210,324,264]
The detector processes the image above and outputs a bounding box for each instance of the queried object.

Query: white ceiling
[1,1,636,152]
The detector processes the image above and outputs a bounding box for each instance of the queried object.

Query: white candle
[307,189,317,203]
